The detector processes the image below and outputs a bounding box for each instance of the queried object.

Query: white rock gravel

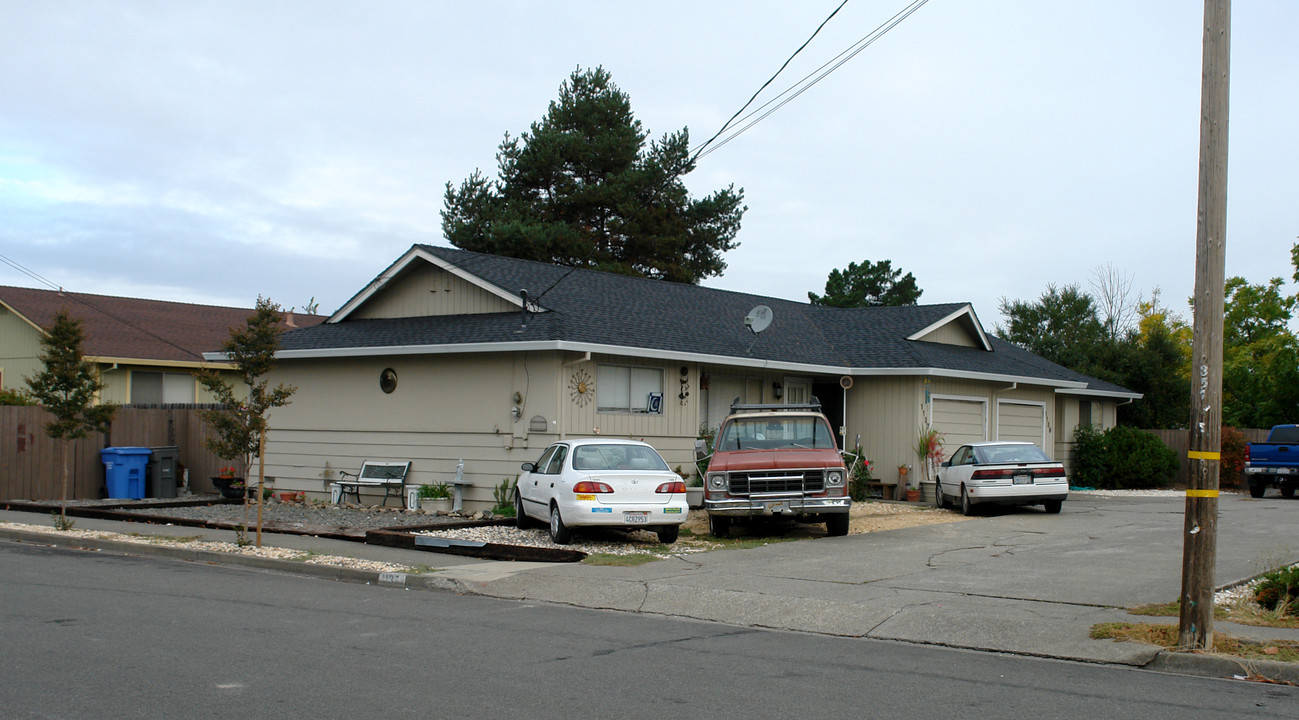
[0,521,417,573]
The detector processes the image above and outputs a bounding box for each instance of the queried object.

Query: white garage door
[931,398,987,458]
[997,402,1046,449]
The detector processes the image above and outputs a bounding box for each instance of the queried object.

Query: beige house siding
[262,351,701,508]
[916,324,980,347]
[845,376,923,485]
[0,309,43,391]
[1053,395,1120,474]
[351,264,517,320]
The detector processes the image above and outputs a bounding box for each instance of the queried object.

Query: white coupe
[936,441,1068,515]
[515,438,689,544]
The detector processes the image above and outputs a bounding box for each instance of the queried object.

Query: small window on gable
[596,364,664,414]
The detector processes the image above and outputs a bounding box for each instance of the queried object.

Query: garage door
[931,398,987,457]
[997,401,1046,449]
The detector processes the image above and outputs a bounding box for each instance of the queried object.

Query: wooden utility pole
[1179,0,1230,651]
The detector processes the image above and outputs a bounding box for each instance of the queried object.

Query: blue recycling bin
[101,447,152,500]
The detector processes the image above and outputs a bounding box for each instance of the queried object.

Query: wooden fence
[1142,428,1269,488]
[1,406,227,501]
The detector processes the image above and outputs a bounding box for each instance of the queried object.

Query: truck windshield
[1269,426,1299,444]
[716,416,838,451]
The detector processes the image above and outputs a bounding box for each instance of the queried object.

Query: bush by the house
[0,388,35,405]
[1071,424,1179,490]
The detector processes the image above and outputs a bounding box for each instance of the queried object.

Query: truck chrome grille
[729,469,824,495]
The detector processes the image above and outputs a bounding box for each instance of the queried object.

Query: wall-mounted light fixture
[773,382,783,400]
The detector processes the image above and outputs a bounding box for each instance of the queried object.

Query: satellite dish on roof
[745,305,773,334]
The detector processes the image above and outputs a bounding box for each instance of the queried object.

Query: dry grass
[1091,622,1299,664]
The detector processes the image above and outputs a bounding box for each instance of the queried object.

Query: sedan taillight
[656,481,687,494]
[573,481,613,493]
[1033,467,1066,478]
[971,469,1012,480]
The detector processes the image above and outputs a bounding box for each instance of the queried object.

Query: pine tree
[26,310,116,528]
[442,66,745,283]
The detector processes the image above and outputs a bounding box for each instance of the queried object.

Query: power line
[692,0,850,161]
[0,251,217,361]
[694,0,930,161]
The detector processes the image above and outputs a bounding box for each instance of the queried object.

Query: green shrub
[1071,424,1106,488]
[1071,424,1178,490]
[0,387,36,405]
[1255,565,1299,615]
[1103,426,1178,489]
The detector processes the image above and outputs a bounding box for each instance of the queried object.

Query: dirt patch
[680,500,967,537]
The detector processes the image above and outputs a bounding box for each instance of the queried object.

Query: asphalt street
[3,493,1299,685]
[3,538,1296,720]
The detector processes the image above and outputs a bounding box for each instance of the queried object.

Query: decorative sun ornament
[569,369,594,406]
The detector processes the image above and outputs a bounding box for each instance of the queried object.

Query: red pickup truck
[703,401,852,537]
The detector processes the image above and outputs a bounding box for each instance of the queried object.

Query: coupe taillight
[972,469,1011,480]
[573,481,613,493]
[656,481,687,494]
[1032,467,1066,478]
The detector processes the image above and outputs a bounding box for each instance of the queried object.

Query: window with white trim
[131,371,196,405]
[597,364,664,413]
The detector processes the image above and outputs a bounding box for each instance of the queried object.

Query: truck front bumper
[705,496,850,517]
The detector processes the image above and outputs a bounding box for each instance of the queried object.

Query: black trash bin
[148,446,180,498]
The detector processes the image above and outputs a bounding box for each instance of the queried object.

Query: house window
[131,371,196,405]
[597,364,664,413]
[1078,401,1093,429]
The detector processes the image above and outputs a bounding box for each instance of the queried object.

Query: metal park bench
[333,461,411,507]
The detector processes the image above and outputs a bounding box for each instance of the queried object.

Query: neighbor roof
[1,285,323,365]
[275,245,1136,397]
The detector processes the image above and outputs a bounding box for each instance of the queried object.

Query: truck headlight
[826,470,844,486]
[708,473,728,491]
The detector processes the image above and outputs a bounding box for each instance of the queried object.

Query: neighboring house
[0,285,321,405]
[251,245,1139,510]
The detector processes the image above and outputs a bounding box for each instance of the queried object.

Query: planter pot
[905,489,921,503]
[920,480,936,505]
[686,486,705,509]
[212,477,246,500]
[421,497,453,514]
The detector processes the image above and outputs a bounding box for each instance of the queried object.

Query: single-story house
[0,285,321,405]
[251,245,1139,509]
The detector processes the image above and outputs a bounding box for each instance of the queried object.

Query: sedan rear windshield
[716,416,837,451]
[571,444,669,472]
[974,445,1052,464]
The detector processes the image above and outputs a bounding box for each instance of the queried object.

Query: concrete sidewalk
[4,494,1299,683]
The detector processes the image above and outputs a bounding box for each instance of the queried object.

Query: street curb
[0,527,469,595]
[1145,649,1299,685]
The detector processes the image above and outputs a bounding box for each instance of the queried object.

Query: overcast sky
[2,1,1295,332]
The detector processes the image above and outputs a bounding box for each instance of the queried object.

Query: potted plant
[914,427,945,503]
[418,483,453,514]
[212,466,246,499]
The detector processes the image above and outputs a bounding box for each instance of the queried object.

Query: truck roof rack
[729,397,822,414]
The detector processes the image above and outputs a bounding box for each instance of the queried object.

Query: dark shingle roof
[278,246,1133,395]
[1,285,324,363]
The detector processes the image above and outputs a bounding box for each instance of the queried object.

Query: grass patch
[1129,598,1299,629]
[1091,622,1299,663]
[1129,600,1229,621]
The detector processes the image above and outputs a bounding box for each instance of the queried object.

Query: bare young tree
[1089,263,1139,340]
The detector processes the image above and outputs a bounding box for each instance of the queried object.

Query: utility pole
[1179,0,1230,651]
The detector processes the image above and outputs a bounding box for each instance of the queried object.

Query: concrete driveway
[460,492,1299,665]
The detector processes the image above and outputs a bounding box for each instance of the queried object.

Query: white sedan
[936,441,1069,515]
[515,438,689,544]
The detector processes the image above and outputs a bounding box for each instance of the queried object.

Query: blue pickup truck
[1244,425,1299,498]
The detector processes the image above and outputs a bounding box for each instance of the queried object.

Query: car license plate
[766,501,791,514]
[623,511,649,524]
[1013,474,1033,485]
